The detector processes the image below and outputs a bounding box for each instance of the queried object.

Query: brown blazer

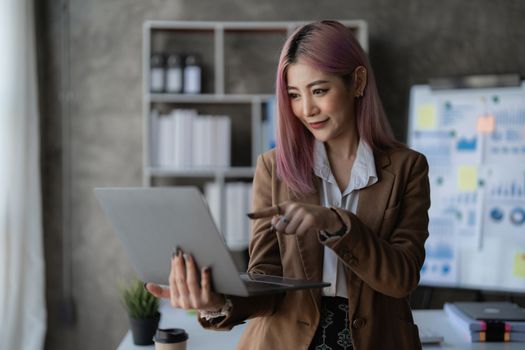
[200,146,430,350]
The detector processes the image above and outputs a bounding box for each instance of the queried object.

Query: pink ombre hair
[275,20,403,196]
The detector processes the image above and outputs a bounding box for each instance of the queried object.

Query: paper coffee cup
[153,328,188,350]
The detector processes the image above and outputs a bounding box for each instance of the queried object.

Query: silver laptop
[453,302,525,321]
[94,187,330,297]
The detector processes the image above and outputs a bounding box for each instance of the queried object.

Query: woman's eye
[288,93,299,99]
[313,88,328,95]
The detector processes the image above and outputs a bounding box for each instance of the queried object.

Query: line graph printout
[420,216,459,286]
[477,166,525,290]
[484,101,525,163]
[408,82,525,292]
[480,166,525,238]
[427,165,483,248]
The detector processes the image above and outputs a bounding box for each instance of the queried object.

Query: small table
[117,303,523,349]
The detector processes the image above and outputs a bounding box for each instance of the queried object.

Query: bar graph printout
[408,82,525,292]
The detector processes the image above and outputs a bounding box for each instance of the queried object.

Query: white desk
[117,303,523,349]
[117,301,244,350]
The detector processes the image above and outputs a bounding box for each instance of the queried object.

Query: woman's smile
[308,119,329,129]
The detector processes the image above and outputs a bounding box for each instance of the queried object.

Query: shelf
[143,20,368,180]
[148,93,274,104]
[147,166,255,178]
[145,19,363,30]
[144,20,368,52]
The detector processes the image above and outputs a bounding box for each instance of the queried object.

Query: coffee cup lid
[153,328,188,344]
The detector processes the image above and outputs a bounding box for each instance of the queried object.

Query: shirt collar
[313,138,378,193]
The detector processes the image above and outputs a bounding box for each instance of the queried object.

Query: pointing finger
[247,205,281,219]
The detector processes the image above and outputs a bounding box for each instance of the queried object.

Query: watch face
[328,208,347,237]
[322,224,347,239]
[332,224,347,236]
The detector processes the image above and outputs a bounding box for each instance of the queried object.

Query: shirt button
[342,250,351,261]
[352,318,366,329]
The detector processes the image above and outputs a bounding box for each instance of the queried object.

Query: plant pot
[129,312,161,345]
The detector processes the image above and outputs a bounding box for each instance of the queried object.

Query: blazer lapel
[356,151,394,233]
[348,150,394,316]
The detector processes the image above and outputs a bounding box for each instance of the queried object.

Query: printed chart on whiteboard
[408,82,525,292]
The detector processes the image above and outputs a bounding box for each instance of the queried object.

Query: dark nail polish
[246,213,254,219]
[143,282,148,292]
[176,247,183,257]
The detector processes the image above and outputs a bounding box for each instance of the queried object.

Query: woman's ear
[353,66,367,97]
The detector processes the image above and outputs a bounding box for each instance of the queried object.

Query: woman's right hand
[145,249,226,312]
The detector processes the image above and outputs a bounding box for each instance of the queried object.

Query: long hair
[275,20,403,196]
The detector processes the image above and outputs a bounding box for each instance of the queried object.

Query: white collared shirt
[312,139,378,298]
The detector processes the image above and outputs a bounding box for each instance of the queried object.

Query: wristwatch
[323,207,348,238]
[199,297,233,321]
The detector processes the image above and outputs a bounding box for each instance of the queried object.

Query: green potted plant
[119,279,160,345]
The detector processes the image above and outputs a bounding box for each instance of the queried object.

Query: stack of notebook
[444,302,525,342]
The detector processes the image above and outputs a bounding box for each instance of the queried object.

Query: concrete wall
[38,1,525,349]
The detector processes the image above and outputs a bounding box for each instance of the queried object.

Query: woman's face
[286,60,357,143]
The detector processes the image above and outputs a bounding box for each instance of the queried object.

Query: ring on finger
[280,215,289,224]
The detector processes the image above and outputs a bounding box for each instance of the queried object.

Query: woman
[146,20,430,350]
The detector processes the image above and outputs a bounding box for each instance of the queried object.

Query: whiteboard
[407,82,525,293]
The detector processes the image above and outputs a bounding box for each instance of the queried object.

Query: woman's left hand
[248,201,342,235]
[145,250,226,312]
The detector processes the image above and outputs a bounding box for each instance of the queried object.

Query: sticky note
[512,252,525,278]
[476,114,495,133]
[416,105,437,129]
[457,166,478,191]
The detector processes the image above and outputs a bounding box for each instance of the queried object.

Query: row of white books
[205,182,253,250]
[150,109,231,168]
